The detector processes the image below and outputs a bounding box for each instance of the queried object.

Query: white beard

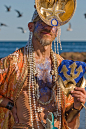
[40,38,51,46]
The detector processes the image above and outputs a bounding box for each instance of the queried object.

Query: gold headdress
[31,8,40,22]
[35,0,77,27]
[34,0,77,53]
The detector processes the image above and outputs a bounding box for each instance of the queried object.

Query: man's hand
[71,87,86,110]
[0,97,19,123]
[11,106,19,123]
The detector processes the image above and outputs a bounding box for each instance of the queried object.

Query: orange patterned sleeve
[65,94,74,109]
[0,47,24,100]
[56,53,64,66]
[0,56,10,99]
[0,53,18,99]
[0,48,24,129]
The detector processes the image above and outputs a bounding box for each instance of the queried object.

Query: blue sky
[0,0,86,41]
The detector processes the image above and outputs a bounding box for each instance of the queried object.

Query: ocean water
[0,41,86,129]
[0,41,86,58]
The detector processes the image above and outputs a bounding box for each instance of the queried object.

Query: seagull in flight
[17,27,27,33]
[4,5,11,12]
[15,10,23,17]
[0,23,8,27]
[67,23,72,31]
[84,13,86,18]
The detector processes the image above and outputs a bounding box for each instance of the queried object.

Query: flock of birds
[0,5,27,33]
[1,5,86,33]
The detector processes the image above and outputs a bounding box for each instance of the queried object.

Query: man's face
[33,19,58,46]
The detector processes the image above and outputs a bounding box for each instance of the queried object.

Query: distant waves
[0,41,86,58]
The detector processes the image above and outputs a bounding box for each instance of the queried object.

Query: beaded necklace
[26,32,62,129]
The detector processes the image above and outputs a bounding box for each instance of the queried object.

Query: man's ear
[28,22,34,32]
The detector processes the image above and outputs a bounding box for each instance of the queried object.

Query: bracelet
[73,103,83,111]
[65,103,81,123]
[6,101,14,110]
[73,103,80,111]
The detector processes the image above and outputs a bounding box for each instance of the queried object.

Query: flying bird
[17,27,27,33]
[4,5,11,12]
[67,23,72,31]
[0,23,8,27]
[84,13,86,18]
[15,10,23,17]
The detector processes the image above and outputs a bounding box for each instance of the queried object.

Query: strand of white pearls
[58,86,62,129]
[27,32,34,129]
[57,27,62,54]
[51,49,62,129]
[32,49,40,129]
[54,55,62,129]
[27,34,40,129]
[51,50,59,121]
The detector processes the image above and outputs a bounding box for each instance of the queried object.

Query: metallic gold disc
[35,0,77,26]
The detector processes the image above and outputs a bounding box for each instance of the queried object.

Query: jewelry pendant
[37,107,43,113]
[46,112,58,129]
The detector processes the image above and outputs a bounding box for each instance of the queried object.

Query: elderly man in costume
[0,0,86,129]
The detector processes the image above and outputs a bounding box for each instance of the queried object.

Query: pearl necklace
[26,36,62,129]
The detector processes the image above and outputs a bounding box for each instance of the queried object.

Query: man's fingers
[72,93,85,104]
[71,92,85,98]
[74,87,86,94]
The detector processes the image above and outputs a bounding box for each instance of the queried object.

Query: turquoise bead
[51,113,58,129]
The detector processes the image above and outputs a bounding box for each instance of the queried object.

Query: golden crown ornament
[35,0,77,26]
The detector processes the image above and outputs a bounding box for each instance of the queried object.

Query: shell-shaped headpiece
[35,0,77,26]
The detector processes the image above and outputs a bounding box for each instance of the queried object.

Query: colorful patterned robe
[0,47,79,129]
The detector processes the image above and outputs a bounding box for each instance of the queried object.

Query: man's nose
[43,24,53,30]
